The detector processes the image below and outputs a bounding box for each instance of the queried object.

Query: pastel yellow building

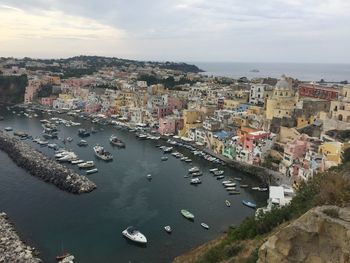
[179,109,203,137]
[223,99,240,110]
[319,141,348,167]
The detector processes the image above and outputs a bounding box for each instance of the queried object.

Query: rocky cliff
[258,205,350,263]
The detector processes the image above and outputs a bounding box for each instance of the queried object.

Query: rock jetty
[0,212,41,262]
[0,131,96,194]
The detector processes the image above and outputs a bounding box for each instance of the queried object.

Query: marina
[0,107,267,263]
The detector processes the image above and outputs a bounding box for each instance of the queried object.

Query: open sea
[0,107,267,263]
[193,62,350,82]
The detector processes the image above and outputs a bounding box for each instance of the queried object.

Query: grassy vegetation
[0,75,28,105]
[196,160,350,263]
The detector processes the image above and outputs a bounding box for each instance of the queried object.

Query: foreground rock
[258,205,350,263]
[0,131,96,194]
[0,212,41,262]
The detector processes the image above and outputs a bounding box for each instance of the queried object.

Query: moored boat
[224,182,236,187]
[181,209,194,220]
[240,184,249,188]
[86,168,98,174]
[216,175,225,180]
[55,252,72,262]
[242,200,257,208]
[191,171,203,177]
[209,168,218,173]
[228,190,241,195]
[213,170,224,176]
[188,166,200,173]
[93,145,113,161]
[122,226,147,244]
[78,161,95,169]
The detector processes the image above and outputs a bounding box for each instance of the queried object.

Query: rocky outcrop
[258,205,350,263]
[0,131,96,194]
[0,212,41,262]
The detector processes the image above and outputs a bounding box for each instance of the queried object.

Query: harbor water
[0,107,267,263]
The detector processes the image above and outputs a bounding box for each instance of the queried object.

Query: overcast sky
[0,0,349,63]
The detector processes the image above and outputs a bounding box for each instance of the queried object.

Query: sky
[0,0,349,63]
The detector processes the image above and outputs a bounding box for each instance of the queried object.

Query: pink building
[85,103,101,113]
[242,131,270,152]
[284,135,309,160]
[168,97,185,110]
[158,116,184,135]
[41,97,55,106]
[154,106,173,119]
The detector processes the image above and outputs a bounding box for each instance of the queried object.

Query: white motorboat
[122,226,147,244]
[161,156,168,161]
[146,174,152,180]
[222,180,233,185]
[224,182,236,187]
[78,161,95,169]
[201,223,209,229]
[71,159,84,165]
[190,178,201,184]
[188,166,200,173]
[58,153,77,162]
[213,170,224,176]
[86,168,98,174]
[164,226,172,233]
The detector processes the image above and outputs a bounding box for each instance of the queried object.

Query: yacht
[93,145,113,161]
[122,226,147,244]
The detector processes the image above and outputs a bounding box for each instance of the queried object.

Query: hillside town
[1,56,350,192]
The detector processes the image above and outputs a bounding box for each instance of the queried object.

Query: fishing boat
[78,128,90,137]
[200,223,209,229]
[181,209,194,220]
[110,135,125,147]
[122,226,147,244]
[242,200,257,208]
[77,140,88,147]
[78,161,95,169]
[164,226,172,233]
[86,168,98,174]
[188,166,200,173]
[240,184,249,188]
[93,145,113,161]
[161,156,168,161]
[225,200,231,207]
[190,178,201,185]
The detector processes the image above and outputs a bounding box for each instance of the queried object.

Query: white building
[249,84,271,105]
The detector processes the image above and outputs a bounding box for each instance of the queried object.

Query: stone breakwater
[0,131,96,194]
[0,212,42,262]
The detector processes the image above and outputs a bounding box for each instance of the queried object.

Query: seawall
[0,131,97,194]
[0,212,42,262]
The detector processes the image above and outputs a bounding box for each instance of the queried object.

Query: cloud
[0,0,349,62]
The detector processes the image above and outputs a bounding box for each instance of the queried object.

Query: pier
[0,212,41,262]
[0,131,96,194]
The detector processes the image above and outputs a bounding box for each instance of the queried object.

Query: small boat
[161,156,168,161]
[240,184,249,188]
[200,223,209,229]
[191,172,203,177]
[224,182,236,187]
[55,252,71,261]
[190,178,201,185]
[184,158,192,163]
[71,159,84,165]
[188,166,200,173]
[78,161,95,169]
[226,187,236,191]
[234,177,242,181]
[110,135,125,147]
[216,175,225,180]
[209,168,218,173]
[213,170,224,176]
[164,226,172,233]
[228,190,241,195]
[251,187,260,191]
[258,187,268,192]
[4,127,13,131]
[77,140,88,147]
[146,174,152,180]
[225,200,231,207]
[242,200,257,208]
[222,180,233,184]
[78,128,90,137]
[181,209,194,220]
[66,137,73,142]
[86,168,98,174]
[122,226,147,244]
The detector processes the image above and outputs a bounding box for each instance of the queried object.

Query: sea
[0,107,267,263]
[193,62,350,82]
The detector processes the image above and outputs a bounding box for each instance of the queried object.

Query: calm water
[0,107,266,263]
[194,62,350,82]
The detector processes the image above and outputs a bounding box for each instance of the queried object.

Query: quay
[0,212,42,262]
[0,131,96,194]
